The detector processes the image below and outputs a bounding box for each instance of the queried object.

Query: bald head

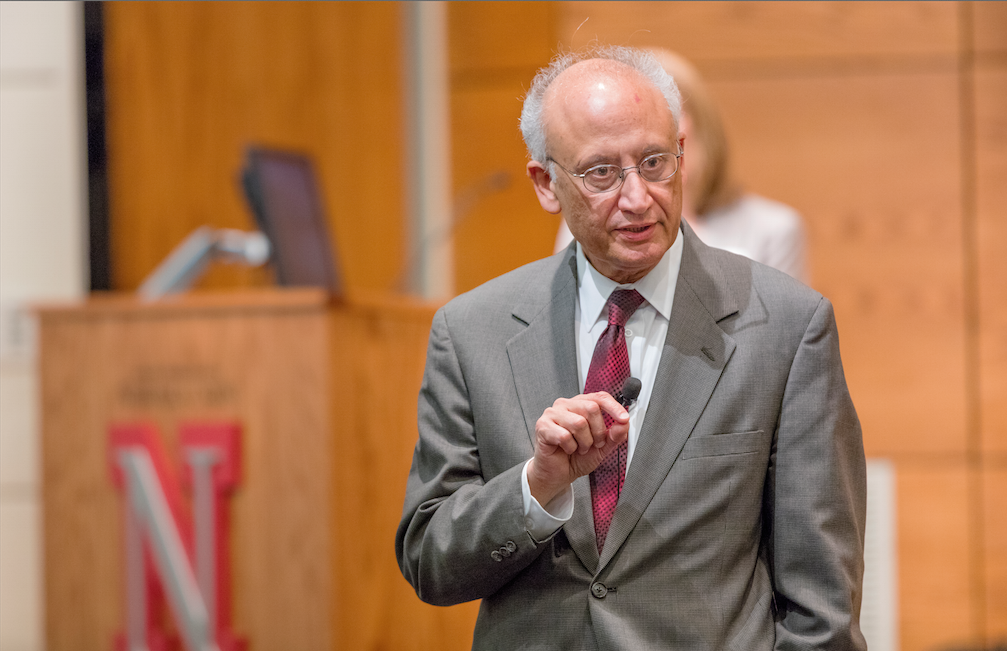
[520,46,682,166]
[541,59,674,167]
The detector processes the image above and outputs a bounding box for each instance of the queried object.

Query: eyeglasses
[548,149,683,194]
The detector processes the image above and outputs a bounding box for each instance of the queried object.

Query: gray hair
[520,45,683,165]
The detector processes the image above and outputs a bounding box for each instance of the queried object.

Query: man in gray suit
[397,46,867,650]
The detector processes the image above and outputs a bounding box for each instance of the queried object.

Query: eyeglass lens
[582,154,679,192]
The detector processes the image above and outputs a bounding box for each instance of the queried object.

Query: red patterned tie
[587,289,645,552]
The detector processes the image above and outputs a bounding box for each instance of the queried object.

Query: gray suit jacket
[396,223,867,650]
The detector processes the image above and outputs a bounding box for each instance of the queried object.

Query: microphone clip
[614,377,642,409]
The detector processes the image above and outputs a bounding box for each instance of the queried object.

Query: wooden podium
[38,289,480,650]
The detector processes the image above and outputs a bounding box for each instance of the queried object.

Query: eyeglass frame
[547,147,684,194]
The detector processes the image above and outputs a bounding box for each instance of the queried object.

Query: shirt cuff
[521,460,574,543]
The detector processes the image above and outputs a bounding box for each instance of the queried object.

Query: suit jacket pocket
[680,430,765,460]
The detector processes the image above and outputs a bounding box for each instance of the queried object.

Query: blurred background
[0,2,1004,650]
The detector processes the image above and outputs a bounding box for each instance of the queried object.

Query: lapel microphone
[614,377,642,409]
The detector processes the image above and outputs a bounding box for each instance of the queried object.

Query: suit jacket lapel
[599,225,740,570]
[507,250,581,443]
[506,249,602,569]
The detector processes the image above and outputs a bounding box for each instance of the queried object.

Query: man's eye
[586,165,617,179]
[642,155,664,169]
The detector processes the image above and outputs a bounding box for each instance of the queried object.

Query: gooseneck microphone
[614,377,642,408]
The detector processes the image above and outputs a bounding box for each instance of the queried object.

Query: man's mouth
[617,223,654,238]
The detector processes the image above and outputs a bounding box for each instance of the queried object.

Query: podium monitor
[241,147,341,296]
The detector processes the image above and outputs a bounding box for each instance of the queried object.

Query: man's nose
[617,169,651,213]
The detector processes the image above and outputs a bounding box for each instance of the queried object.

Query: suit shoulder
[751,254,820,303]
[704,240,816,297]
[694,240,824,330]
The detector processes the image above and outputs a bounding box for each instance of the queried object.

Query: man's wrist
[525,459,567,506]
[521,460,573,541]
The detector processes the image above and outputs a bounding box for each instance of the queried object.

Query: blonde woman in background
[555,48,809,283]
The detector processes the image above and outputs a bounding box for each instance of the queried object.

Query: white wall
[863,459,899,651]
[0,2,87,649]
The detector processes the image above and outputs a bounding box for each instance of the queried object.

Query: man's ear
[527,160,562,214]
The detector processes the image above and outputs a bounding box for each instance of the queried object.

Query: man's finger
[546,398,604,454]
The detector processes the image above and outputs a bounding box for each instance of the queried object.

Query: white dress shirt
[522,228,684,541]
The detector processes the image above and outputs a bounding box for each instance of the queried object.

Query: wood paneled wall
[104,2,407,295]
[100,2,1006,650]
[448,2,560,294]
[975,0,1007,641]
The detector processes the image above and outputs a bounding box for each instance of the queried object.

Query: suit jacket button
[499,546,512,558]
[491,551,503,562]
[505,540,517,553]
[591,582,608,599]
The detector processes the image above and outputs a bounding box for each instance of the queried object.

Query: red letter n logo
[109,422,245,651]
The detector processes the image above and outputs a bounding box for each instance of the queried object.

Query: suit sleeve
[395,307,549,606]
[771,296,868,650]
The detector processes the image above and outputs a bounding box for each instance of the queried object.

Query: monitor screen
[241,147,341,296]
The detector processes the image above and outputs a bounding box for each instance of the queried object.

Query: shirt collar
[576,226,684,325]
